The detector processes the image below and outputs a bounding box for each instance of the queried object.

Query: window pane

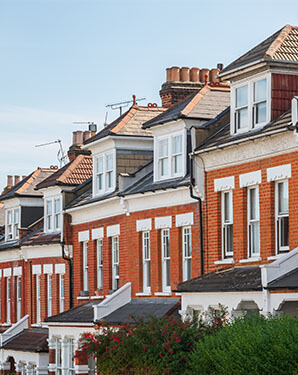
[224,192,232,223]
[97,174,103,190]
[249,188,256,220]
[7,211,12,224]
[14,209,19,224]
[225,224,233,255]
[278,181,289,214]
[106,154,113,170]
[254,79,267,102]
[173,135,182,154]
[250,222,260,255]
[160,158,168,176]
[47,200,52,215]
[236,85,248,107]
[255,102,267,124]
[174,155,182,174]
[107,171,113,188]
[159,139,168,157]
[280,216,289,248]
[237,107,248,129]
[166,259,170,286]
[97,156,103,173]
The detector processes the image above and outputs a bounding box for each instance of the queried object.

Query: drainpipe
[29,260,33,325]
[61,242,73,309]
[189,155,204,276]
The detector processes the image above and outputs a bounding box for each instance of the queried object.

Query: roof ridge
[265,24,293,59]
[181,85,211,117]
[112,106,138,133]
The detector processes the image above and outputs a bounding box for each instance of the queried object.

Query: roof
[84,104,166,145]
[195,109,291,153]
[176,266,262,293]
[98,298,180,325]
[36,155,93,189]
[220,25,298,76]
[1,328,48,352]
[45,300,101,323]
[267,268,298,290]
[143,86,230,128]
[21,227,61,247]
[0,168,54,202]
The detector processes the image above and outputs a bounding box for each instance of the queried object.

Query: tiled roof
[220,25,298,76]
[195,109,291,153]
[84,105,166,145]
[21,227,61,246]
[176,267,262,293]
[1,328,48,352]
[143,86,230,128]
[45,300,101,323]
[98,299,180,325]
[267,268,298,290]
[36,155,93,189]
[0,169,54,201]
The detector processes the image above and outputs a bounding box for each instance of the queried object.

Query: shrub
[188,314,298,375]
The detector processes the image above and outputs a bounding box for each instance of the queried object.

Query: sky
[0,0,297,191]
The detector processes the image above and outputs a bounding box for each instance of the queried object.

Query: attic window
[93,151,115,196]
[45,197,61,233]
[5,207,20,241]
[232,75,269,134]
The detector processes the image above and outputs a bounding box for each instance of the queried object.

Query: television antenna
[106,95,146,115]
[35,139,68,168]
[73,121,97,132]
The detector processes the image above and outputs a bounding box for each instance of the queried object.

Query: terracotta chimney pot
[171,67,180,81]
[200,68,210,83]
[14,176,20,185]
[180,67,190,82]
[22,176,27,180]
[166,68,172,82]
[210,68,220,83]
[7,175,13,187]
[72,131,78,145]
[83,131,92,142]
[76,131,84,145]
[190,67,200,82]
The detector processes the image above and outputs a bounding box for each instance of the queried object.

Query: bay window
[94,151,115,195]
[182,227,192,281]
[142,231,151,294]
[6,208,20,241]
[222,191,233,258]
[83,242,89,292]
[276,180,289,253]
[97,239,103,290]
[112,236,119,291]
[248,187,260,257]
[161,229,170,293]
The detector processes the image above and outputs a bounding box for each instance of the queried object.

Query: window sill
[91,295,104,300]
[267,254,287,261]
[136,292,152,297]
[154,292,172,296]
[214,259,234,265]
[239,257,262,263]
[77,296,89,300]
[175,292,181,296]
[31,323,42,327]
[2,323,11,327]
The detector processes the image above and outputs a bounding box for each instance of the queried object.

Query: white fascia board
[81,135,115,152]
[42,186,62,199]
[113,136,153,151]
[65,196,119,214]
[217,59,265,79]
[0,250,21,263]
[4,198,21,209]
[20,244,61,259]
[151,119,185,136]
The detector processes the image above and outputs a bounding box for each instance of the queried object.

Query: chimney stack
[14,176,20,185]
[68,130,91,162]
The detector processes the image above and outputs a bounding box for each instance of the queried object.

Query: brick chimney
[67,131,92,162]
[160,64,228,108]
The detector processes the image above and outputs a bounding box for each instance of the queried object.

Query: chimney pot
[14,176,20,185]
[72,131,78,146]
[217,63,224,71]
[210,68,220,83]
[200,69,210,83]
[22,176,26,181]
[83,131,92,142]
[171,67,180,81]
[76,131,84,145]
[180,67,190,82]
[190,67,200,82]
[7,175,13,187]
[166,68,172,82]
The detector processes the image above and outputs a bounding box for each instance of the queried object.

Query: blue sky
[0,0,297,191]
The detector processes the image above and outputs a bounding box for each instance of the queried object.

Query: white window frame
[82,242,89,292]
[45,197,62,233]
[247,186,260,258]
[5,207,20,241]
[231,73,270,135]
[221,191,233,258]
[161,229,171,293]
[47,274,52,317]
[154,130,186,182]
[55,338,62,375]
[59,274,65,313]
[182,226,192,282]
[6,278,11,324]
[142,231,151,294]
[16,276,22,321]
[111,236,119,291]
[97,239,103,290]
[68,338,76,375]
[275,179,289,254]
[36,275,41,324]
[93,150,116,196]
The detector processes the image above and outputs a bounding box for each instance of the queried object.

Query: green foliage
[188,314,298,375]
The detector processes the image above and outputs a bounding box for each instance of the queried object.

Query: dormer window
[94,151,115,195]
[45,197,61,233]
[232,74,269,134]
[155,131,185,181]
[5,208,20,241]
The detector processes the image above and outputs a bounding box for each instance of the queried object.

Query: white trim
[136,218,152,232]
[214,176,235,192]
[107,224,120,237]
[136,292,152,296]
[77,296,89,300]
[154,292,172,296]
[239,170,262,187]
[214,259,235,265]
[43,264,53,274]
[93,149,116,197]
[240,257,262,263]
[91,295,104,300]
[13,266,22,276]
[0,269,2,278]
[32,265,41,275]
[78,230,89,242]
[3,268,11,277]
[155,216,172,229]
[55,263,66,274]
[91,227,104,240]
[176,212,194,227]
[267,164,291,182]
